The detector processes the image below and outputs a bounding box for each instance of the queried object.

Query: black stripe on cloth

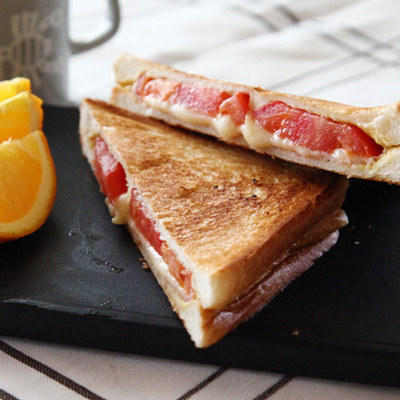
[343,26,400,57]
[175,366,228,400]
[315,30,386,64]
[268,54,364,91]
[275,4,301,24]
[0,389,20,400]
[268,30,400,92]
[0,340,106,400]
[313,21,400,65]
[251,375,293,400]
[303,62,394,96]
[343,26,385,47]
[269,7,393,64]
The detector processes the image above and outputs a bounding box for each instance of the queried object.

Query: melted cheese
[212,115,240,139]
[108,191,131,225]
[170,103,211,126]
[144,95,211,126]
[242,115,275,148]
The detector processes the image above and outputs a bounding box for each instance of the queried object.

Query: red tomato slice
[142,78,180,101]
[130,189,193,295]
[161,243,193,295]
[131,188,165,255]
[253,101,383,157]
[171,83,230,118]
[337,125,383,157]
[135,74,153,96]
[94,137,127,202]
[137,75,230,118]
[219,92,250,125]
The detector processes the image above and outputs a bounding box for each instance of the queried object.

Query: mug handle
[70,0,120,54]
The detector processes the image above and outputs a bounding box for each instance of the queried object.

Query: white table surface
[2,0,400,399]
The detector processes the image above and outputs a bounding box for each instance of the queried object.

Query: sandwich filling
[93,136,194,298]
[133,73,383,162]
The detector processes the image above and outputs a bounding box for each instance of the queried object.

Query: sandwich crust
[112,54,400,184]
[136,227,340,348]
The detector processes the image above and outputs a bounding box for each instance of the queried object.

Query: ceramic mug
[0,0,120,104]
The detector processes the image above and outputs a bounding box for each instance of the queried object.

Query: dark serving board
[1,105,400,387]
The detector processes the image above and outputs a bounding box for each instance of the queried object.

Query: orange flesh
[0,143,42,221]
[0,130,57,242]
[0,93,43,143]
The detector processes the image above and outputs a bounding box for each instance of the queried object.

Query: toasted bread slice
[111,53,400,184]
[79,99,348,347]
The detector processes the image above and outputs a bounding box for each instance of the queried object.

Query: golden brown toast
[79,99,348,347]
[111,54,400,184]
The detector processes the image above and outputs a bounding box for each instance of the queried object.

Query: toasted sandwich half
[79,99,348,348]
[111,53,400,184]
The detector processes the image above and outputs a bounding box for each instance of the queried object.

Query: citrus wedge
[0,91,43,143]
[0,130,57,242]
[0,77,31,102]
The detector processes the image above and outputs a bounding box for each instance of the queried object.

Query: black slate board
[1,105,400,387]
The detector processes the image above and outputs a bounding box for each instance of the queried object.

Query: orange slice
[0,91,43,143]
[0,130,57,242]
[0,77,31,102]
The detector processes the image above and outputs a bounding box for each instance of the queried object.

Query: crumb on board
[292,329,300,336]
[140,258,149,270]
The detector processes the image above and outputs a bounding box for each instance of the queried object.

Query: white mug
[0,0,120,104]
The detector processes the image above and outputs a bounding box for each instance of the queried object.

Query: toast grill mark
[134,74,383,160]
[94,137,193,298]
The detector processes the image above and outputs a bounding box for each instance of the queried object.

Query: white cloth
[1,335,400,400]
[3,0,400,399]
[70,0,400,107]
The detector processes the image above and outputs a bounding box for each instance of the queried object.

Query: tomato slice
[137,74,230,118]
[337,125,383,157]
[219,92,250,125]
[140,77,180,101]
[170,83,230,117]
[130,188,192,295]
[161,243,193,295]
[253,101,383,157]
[94,137,127,202]
[131,188,165,255]
[135,74,153,96]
